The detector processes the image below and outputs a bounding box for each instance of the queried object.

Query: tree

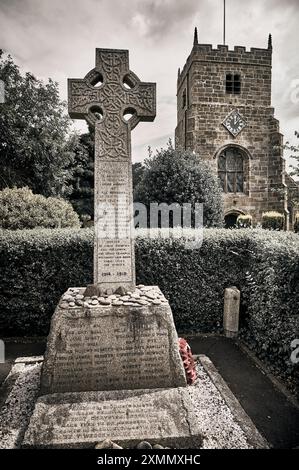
[0,51,76,197]
[132,161,145,189]
[68,146,146,221]
[68,128,95,220]
[286,130,299,178]
[285,131,299,213]
[134,143,224,227]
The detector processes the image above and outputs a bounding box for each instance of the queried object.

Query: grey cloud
[131,0,199,40]
[133,133,173,160]
[159,95,176,106]
[263,0,299,7]
[0,0,298,165]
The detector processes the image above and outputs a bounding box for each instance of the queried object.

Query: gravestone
[40,49,186,394]
[223,286,240,338]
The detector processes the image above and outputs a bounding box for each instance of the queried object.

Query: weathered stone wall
[175,43,288,225]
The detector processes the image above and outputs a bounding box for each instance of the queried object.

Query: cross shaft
[68,49,156,294]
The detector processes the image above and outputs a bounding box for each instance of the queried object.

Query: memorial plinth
[41,286,187,394]
[23,386,203,449]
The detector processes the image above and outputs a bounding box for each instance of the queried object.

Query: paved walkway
[0,335,298,449]
[187,335,299,449]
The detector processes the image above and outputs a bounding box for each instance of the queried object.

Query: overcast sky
[0,0,298,169]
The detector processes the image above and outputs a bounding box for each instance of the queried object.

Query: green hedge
[0,229,93,334]
[135,229,250,331]
[0,228,298,395]
[240,232,299,394]
[236,214,252,228]
[262,211,284,230]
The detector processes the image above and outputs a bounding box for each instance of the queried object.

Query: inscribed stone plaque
[41,287,187,394]
[94,160,134,286]
[23,387,203,449]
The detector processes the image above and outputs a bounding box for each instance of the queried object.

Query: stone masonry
[175,30,288,227]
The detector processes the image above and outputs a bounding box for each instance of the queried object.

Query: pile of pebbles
[95,439,172,449]
[59,285,169,310]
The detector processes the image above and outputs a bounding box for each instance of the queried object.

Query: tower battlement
[178,41,272,88]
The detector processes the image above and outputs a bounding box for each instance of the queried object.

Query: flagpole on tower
[223,0,226,45]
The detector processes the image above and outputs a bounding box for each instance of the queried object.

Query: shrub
[0,228,297,395]
[0,187,80,229]
[236,214,252,228]
[262,211,284,230]
[134,143,224,228]
[294,212,299,233]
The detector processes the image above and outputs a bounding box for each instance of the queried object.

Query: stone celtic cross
[68,49,156,294]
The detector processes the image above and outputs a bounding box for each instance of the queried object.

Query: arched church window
[218,147,244,193]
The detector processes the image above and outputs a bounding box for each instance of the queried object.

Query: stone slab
[15,356,44,364]
[23,386,203,449]
[0,361,42,449]
[41,286,187,394]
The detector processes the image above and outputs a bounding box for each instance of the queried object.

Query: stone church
[175,28,296,228]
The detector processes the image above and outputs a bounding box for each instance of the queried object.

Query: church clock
[222,110,247,137]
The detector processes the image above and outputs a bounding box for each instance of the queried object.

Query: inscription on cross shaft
[68,49,156,293]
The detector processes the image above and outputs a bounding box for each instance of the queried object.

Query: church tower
[175,29,288,227]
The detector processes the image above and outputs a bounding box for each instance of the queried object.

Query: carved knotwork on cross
[68,48,156,160]
[68,49,156,295]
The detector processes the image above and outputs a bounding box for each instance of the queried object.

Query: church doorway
[224,212,240,228]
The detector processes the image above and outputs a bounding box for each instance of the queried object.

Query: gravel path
[192,364,252,448]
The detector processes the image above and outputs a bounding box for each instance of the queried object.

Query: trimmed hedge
[236,214,252,228]
[0,229,93,334]
[262,211,284,230]
[240,232,299,394]
[0,228,298,395]
[135,229,250,331]
[241,231,299,394]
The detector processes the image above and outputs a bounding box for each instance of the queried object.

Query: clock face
[223,110,246,137]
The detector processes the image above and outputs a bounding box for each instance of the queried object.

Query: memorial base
[0,356,268,449]
[41,286,187,394]
[22,386,203,449]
